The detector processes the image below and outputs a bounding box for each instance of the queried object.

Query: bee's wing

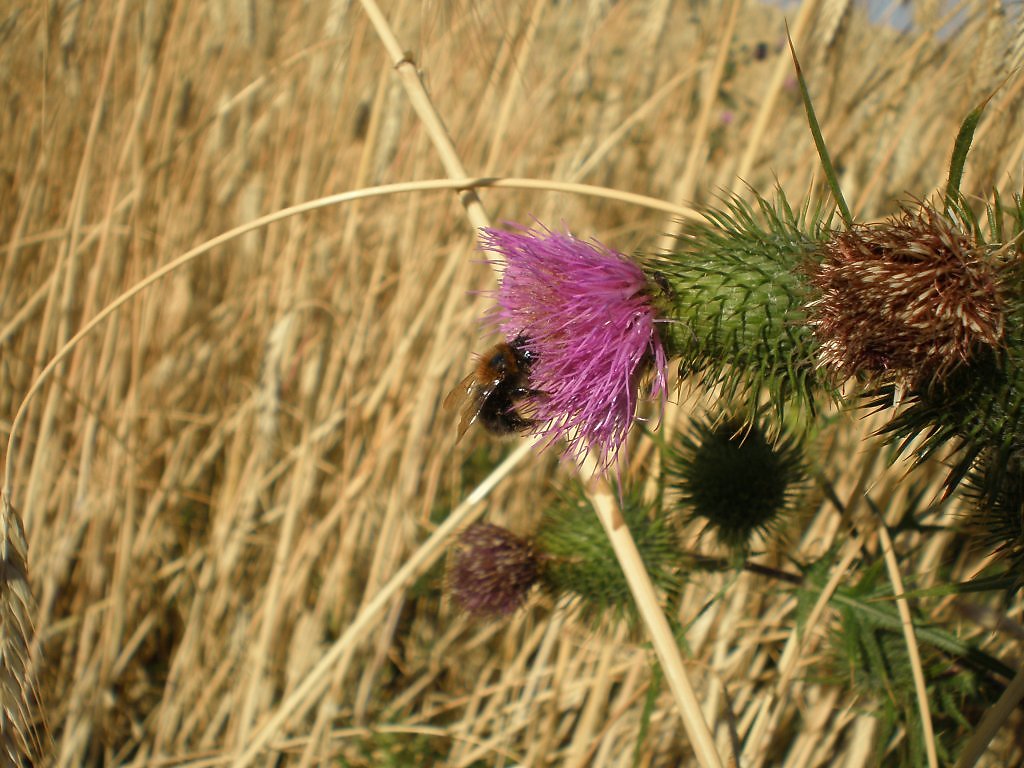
[444,371,499,442]
[442,371,476,411]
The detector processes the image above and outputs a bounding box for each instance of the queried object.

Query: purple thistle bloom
[482,224,668,469]
[449,523,539,617]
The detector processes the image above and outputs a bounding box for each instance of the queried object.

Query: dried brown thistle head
[807,202,1005,387]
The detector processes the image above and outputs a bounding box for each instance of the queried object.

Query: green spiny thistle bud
[666,411,805,553]
[448,523,540,617]
[533,484,681,626]
[643,192,836,422]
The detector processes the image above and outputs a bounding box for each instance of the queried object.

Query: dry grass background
[1,0,1023,765]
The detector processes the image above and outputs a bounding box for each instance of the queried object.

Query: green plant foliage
[817,565,999,767]
[787,30,852,228]
[645,192,838,426]
[339,731,465,767]
[534,484,682,627]
[998,191,1024,243]
[633,662,662,768]
[665,410,806,553]
[945,96,989,212]
[963,456,1024,591]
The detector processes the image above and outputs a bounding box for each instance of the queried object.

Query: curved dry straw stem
[0,176,691,765]
[0,0,131,761]
[1,176,695,510]
[358,0,489,235]
[0,6,702,762]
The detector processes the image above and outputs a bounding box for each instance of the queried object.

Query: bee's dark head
[509,334,538,367]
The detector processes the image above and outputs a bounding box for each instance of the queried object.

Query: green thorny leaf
[944,80,1015,214]
[787,27,852,228]
[962,456,1024,592]
[805,562,1010,766]
[945,97,989,212]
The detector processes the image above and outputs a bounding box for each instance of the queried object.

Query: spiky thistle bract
[867,193,1024,494]
[533,483,682,627]
[963,456,1024,591]
[644,191,837,425]
[807,201,1005,387]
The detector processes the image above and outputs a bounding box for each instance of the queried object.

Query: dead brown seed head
[807,203,1005,386]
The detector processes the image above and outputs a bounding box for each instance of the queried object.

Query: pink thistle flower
[481,224,668,469]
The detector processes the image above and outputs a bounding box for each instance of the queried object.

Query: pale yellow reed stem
[583,469,725,768]
[351,2,725,766]
[877,523,938,768]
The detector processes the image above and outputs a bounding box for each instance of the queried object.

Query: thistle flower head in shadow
[666,411,806,553]
[482,225,668,470]
[807,202,1004,387]
[447,523,540,617]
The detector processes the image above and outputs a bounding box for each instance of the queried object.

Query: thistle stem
[681,552,803,585]
[584,470,725,768]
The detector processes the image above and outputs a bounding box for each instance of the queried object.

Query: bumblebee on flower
[466,224,669,470]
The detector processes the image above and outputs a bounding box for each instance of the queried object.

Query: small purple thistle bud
[448,523,540,617]
[481,224,668,469]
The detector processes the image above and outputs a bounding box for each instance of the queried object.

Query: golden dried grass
[0,0,1022,765]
